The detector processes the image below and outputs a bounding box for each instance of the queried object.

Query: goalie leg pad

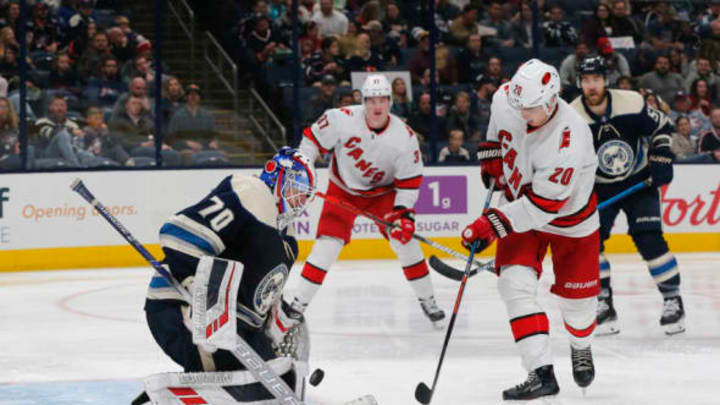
[146,300,208,372]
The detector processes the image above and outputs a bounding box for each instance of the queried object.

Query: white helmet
[361,74,392,103]
[507,59,561,115]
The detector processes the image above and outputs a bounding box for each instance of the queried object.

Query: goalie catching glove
[383,206,415,244]
[461,208,513,253]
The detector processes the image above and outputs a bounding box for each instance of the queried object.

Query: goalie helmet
[507,58,560,115]
[260,147,316,229]
[361,74,392,105]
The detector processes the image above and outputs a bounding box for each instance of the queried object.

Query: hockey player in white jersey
[461,59,600,400]
[293,73,446,326]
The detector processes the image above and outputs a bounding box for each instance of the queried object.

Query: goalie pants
[144,299,296,400]
[495,229,600,372]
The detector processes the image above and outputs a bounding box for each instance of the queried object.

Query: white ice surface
[1,253,719,404]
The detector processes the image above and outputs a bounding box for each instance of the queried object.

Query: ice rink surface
[1,253,719,405]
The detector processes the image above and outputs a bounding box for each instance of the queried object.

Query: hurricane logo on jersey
[597,139,634,176]
[254,263,289,314]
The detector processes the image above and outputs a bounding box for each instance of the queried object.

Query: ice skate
[502,365,559,401]
[596,291,619,336]
[571,345,595,396]
[419,296,445,329]
[660,296,685,335]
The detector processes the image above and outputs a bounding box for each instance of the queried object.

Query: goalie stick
[430,180,652,281]
[315,190,489,269]
[415,181,496,404]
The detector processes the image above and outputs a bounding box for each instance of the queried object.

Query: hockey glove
[648,148,674,187]
[266,298,304,354]
[383,206,415,244]
[477,141,505,189]
[461,209,512,253]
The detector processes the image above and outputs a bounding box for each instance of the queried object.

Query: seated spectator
[450,5,479,46]
[457,34,487,84]
[435,44,458,85]
[356,0,381,27]
[390,77,410,119]
[511,1,537,49]
[438,129,471,163]
[670,90,710,138]
[383,1,407,38]
[616,76,634,90]
[689,78,714,117]
[409,28,430,83]
[581,3,614,46]
[34,96,88,167]
[337,20,359,57]
[67,0,96,45]
[160,76,184,126]
[49,52,80,94]
[598,38,631,87]
[0,3,21,33]
[303,75,337,125]
[446,91,480,141]
[415,69,453,115]
[0,96,27,169]
[246,14,287,65]
[345,32,384,73]
[560,42,590,91]
[0,27,18,59]
[123,55,155,85]
[409,92,446,142]
[87,56,127,109]
[484,56,506,86]
[668,48,688,76]
[27,3,60,54]
[167,84,219,153]
[638,55,684,107]
[367,20,401,67]
[300,21,322,53]
[610,0,642,44]
[684,57,718,94]
[107,26,136,65]
[298,0,317,23]
[671,116,696,161]
[68,20,96,60]
[305,36,346,85]
[480,1,514,48]
[336,89,354,107]
[312,0,348,38]
[542,4,577,47]
[352,89,362,104]
[299,37,316,64]
[473,76,497,136]
[82,106,129,165]
[109,95,155,140]
[698,106,720,161]
[645,9,688,52]
[78,31,112,78]
[436,0,461,23]
[112,77,151,121]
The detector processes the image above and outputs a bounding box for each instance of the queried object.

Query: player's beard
[584,89,607,107]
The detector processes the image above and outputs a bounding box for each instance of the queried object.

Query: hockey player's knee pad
[497,265,539,304]
[306,236,344,269]
[557,296,597,328]
[389,237,424,264]
[631,231,669,261]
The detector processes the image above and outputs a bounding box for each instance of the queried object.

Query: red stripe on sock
[510,312,549,342]
[302,262,327,284]
[403,260,429,281]
[564,320,596,338]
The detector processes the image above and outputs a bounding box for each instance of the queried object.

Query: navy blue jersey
[148,174,298,329]
[570,89,674,191]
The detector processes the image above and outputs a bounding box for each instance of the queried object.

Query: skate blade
[595,321,619,336]
[664,319,686,336]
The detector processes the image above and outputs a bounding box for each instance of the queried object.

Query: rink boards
[1,165,718,271]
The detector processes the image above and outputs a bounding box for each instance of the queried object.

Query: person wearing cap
[167,84,218,154]
[312,0,348,37]
[542,4,578,47]
[596,37,630,88]
[303,74,337,126]
[68,0,95,44]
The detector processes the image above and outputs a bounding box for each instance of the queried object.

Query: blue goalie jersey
[147,174,298,329]
[570,89,674,189]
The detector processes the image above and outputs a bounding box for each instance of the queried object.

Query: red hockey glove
[461,208,513,253]
[384,206,415,244]
[477,141,505,189]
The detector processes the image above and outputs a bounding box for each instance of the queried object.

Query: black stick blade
[429,255,479,281]
[415,382,433,404]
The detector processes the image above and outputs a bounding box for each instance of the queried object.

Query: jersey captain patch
[254,263,289,314]
[597,139,634,176]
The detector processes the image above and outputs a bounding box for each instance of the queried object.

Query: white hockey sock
[390,238,435,300]
[558,296,597,349]
[498,265,552,372]
[294,236,344,311]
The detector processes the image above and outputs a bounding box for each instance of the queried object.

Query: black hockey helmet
[576,56,607,88]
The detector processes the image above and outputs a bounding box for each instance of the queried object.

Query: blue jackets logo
[597,139,634,176]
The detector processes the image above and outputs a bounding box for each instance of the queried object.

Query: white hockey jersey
[486,84,599,237]
[299,105,424,209]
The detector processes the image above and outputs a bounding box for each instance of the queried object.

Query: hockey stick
[70,179,305,405]
[431,179,652,281]
[414,181,495,404]
[314,190,493,272]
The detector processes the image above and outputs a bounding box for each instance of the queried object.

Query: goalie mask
[260,147,316,229]
[507,58,560,116]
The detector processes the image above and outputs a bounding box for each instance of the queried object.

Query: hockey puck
[309,368,325,386]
